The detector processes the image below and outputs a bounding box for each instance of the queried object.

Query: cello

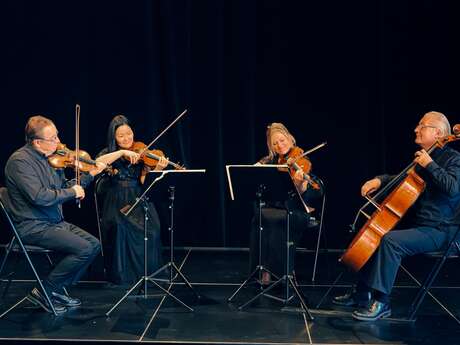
[340,124,460,272]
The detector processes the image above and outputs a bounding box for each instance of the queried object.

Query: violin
[128,141,185,170]
[48,143,112,174]
[278,146,320,190]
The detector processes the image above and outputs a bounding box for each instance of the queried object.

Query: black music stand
[225,164,313,319]
[106,169,204,316]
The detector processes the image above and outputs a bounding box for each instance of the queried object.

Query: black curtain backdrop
[2,0,460,248]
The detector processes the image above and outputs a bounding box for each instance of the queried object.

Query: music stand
[225,164,313,319]
[106,169,204,316]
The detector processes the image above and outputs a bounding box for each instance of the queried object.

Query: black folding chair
[0,237,56,300]
[399,225,460,323]
[0,187,59,317]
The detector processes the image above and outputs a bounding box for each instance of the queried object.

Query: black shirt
[377,146,460,228]
[4,144,93,236]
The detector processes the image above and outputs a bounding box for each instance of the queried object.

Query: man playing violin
[333,111,460,321]
[4,115,106,314]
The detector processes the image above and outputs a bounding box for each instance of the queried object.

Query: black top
[258,154,324,209]
[4,144,93,235]
[377,146,460,228]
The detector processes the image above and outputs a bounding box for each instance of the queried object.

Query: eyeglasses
[36,135,59,143]
[415,124,438,130]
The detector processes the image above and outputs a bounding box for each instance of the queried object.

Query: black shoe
[333,291,371,308]
[352,300,391,321]
[28,288,67,314]
[307,216,320,228]
[51,291,81,307]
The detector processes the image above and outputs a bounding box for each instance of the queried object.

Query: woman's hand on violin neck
[413,149,433,168]
[122,150,140,164]
[293,170,308,192]
[293,169,305,184]
[361,178,381,197]
[71,185,85,200]
[286,157,297,166]
[154,156,169,171]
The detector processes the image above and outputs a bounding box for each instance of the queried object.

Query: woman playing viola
[250,122,323,284]
[96,115,169,286]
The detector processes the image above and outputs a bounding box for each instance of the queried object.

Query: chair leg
[312,195,326,282]
[0,239,15,279]
[45,253,54,267]
[1,252,21,300]
[406,256,448,320]
[315,269,345,308]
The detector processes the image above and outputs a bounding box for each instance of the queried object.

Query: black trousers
[359,226,448,295]
[249,207,310,277]
[22,221,101,292]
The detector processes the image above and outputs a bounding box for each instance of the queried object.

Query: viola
[340,124,460,272]
[48,143,112,174]
[278,146,320,190]
[128,141,185,170]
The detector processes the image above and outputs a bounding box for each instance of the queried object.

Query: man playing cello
[333,111,460,321]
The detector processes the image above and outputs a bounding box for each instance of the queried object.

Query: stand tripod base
[228,267,313,320]
[227,266,277,303]
[106,261,200,317]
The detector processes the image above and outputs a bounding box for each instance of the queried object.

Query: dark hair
[107,114,131,152]
[25,115,54,143]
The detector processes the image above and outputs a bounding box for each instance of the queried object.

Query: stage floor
[0,250,459,344]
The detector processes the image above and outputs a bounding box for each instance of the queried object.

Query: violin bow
[295,141,327,161]
[137,109,188,157]
[75,104,81,208]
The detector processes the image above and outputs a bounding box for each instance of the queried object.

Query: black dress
[97,149,163,285]
[249,156,323,278]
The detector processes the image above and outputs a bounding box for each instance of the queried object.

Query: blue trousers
[360,226,448,295]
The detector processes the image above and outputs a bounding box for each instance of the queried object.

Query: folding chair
[0,187,60,317]
[0,237,55,300]
[399,225,460,323]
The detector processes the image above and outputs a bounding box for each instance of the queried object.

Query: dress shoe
[333,291,371,308]
[28,288,67,314]
[352,300,391,321]
[306,216,320,228]
[51,291,81,307]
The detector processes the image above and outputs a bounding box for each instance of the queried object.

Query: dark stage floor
[0,249,459,344]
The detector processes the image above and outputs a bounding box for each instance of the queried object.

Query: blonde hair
[424,111,451,136]
[265,122,296,161]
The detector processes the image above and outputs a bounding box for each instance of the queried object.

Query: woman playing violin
[95,115,169,285]
[250,122,323,285]
[333,111,460,322]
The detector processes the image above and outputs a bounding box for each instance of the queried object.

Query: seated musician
[4,115,105,313]
[95,115,168,286]
[249,122,323,284]
[333,111,460,321]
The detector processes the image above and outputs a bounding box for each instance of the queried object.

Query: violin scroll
[48,143,112,174]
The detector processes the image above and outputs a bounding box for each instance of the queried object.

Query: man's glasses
[415,124,438,130]
[36,136,59,143]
